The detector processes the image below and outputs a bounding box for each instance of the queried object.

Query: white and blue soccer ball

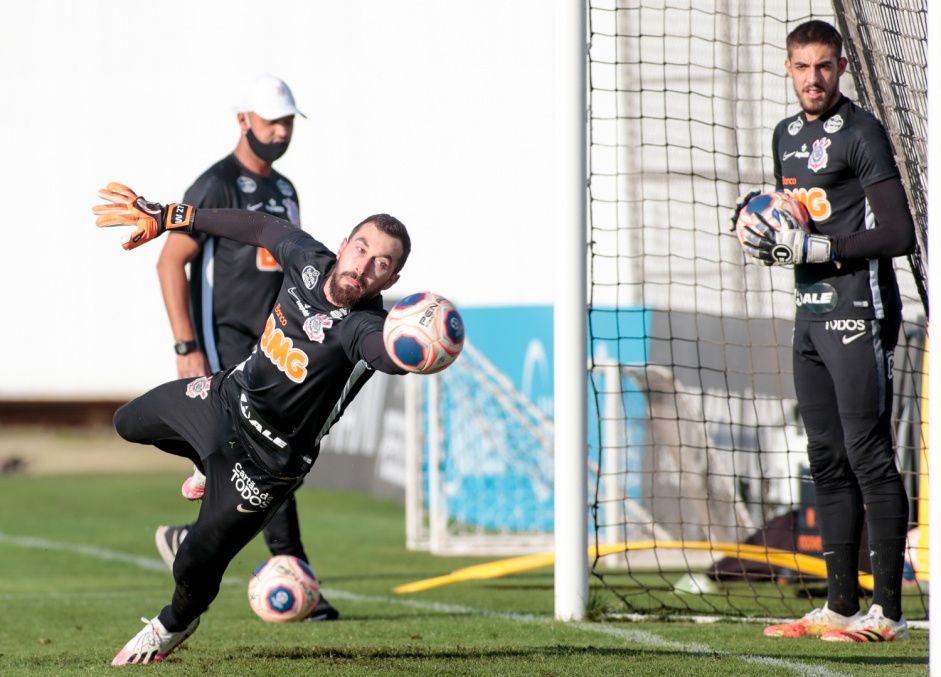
[247,555,321,622]
[383,292,465,374]
[735,190,812,260]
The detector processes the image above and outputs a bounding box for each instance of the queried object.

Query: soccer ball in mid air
[735,191,812,261]
[383,292,465,374]
[247,555,321,622]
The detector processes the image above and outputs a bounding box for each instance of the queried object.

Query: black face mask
[246,128,289,164]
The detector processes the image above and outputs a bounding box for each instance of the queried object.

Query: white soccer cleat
[763,604,861,638]
[181,467,206,500]
[820,604,909,642]
[111,615,199,665]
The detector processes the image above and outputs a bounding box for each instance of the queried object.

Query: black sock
[869,539,906,621]
[823,544,861,617]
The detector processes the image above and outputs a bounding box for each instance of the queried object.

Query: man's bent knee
[113,402,138,442]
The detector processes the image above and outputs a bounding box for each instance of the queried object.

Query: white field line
[324,590,854,677]
[0,532,915,676]
[612,611,929,631]
[0,532,169,572]
[0,532,243,584]
[572,623,849,677]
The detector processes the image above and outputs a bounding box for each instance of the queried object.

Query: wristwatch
[174,340,199,356]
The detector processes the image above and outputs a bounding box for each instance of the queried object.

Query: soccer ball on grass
[383,292,465,374]
[247,555,321,622]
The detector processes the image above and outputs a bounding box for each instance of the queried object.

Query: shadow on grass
[237,643,927,669]
[237,644,648,661]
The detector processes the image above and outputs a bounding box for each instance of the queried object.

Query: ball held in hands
[733,191,829,265]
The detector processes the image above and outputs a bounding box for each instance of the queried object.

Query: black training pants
[793,316,908,551]
[113,373,305,630]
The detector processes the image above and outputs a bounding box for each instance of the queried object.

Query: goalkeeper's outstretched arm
[94,182,302,253]
[194,208,301,253]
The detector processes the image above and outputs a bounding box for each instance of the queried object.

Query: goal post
[554,0,590,622]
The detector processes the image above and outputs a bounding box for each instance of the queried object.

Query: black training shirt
[222,228,399,476]
[182,154,301,369]
[772,96,902,321]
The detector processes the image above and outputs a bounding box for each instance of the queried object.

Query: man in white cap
[154,75,339,621]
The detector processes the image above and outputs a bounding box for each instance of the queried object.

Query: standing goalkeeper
[734,20,915,642]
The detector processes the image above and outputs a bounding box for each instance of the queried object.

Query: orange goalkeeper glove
[93,182,195,250]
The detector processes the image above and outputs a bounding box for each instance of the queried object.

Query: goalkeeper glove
[93,182,195,250]
[745,217,832,265]
[728,190,760,231]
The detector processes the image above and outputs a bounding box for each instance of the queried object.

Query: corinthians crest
[185,375,213,400]
[303,314,334,343]
[808,137,831,172]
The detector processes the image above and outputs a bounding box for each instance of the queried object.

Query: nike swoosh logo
[247,202,264,211]
[236,504,260,513]
[842,332,866,345]
[783,151,797,161]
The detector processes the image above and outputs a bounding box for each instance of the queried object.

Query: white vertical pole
[927,3,939,672]
[554,0,588,621]
[404,375,422,551]
[427,374,444,554]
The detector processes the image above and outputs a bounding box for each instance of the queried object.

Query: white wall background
[0,0,555,398]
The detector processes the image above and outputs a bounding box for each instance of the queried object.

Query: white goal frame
[554,0,589,622]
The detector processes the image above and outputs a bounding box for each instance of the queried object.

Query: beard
[327,271,368,308]
[797,86,838,117]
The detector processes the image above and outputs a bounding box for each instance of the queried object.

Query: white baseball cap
[236,75,306,121]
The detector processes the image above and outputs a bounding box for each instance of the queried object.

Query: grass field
[0,473,928,676]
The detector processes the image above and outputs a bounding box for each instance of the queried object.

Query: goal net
[587,0,928,618]
[405,340,556,556]
[403,0,927,621]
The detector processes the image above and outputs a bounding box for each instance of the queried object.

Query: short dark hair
[787,20,843,58]
[349,213,411,273]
